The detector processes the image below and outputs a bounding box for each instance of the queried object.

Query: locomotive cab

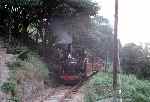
[55,44,86,81]
[53,43,103,83]
[60,56,84,81]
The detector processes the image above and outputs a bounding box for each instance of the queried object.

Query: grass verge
[84,72,150,102]
[3,49,49,101]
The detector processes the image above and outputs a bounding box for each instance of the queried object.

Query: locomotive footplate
[60,74,80,81]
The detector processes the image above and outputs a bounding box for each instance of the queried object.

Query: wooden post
[113,0,118,101]
[105,50,108,72]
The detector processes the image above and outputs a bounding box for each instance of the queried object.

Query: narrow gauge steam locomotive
[53,43,104,82]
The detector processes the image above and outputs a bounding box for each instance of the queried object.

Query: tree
[120,43,150,78]
[121,43,144,73]
[72,15,114,60]
[0,0,99,49]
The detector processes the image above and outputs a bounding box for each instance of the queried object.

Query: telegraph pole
[113,0,118,101]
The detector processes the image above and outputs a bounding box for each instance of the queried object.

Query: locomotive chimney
[67,44,72,58]
[68,44,72,54]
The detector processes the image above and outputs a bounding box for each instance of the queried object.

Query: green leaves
[17,50,30,61]
[1,81,20,102]
[8,96,20,102]
[1,81,16,94]
[85,73,150,102]
[121,43,150,78]
[0,0,43,6]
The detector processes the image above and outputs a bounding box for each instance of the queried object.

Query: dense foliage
[120,43,150,78]
[5,49,49,101]
[71,15,114,60]
[0,0,114,60]
[7,50,49,81]
[0,0,98,45]
[85,72,150,102]
[0,0,101,67]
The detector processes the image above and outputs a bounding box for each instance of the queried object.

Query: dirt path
[33,84,84,102]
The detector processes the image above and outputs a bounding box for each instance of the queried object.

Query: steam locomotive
[53,43,104,82]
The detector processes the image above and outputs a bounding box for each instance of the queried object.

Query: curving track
[34,85,74,102]
[44,86,72,102]
[35,72,98,102]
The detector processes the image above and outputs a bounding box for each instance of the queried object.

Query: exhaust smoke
[50,18,73,45]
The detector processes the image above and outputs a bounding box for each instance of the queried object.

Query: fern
[17,50,30,60]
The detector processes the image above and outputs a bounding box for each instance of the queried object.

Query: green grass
[121,75,150,102]
[1,81,16,94]
[1,81,20,102]
[7,51,49,82]
[26,52,49,80]
[84,72,150,102]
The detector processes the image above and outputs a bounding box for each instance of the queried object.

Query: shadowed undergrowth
[2,49,50,102]
[84,72,150,102]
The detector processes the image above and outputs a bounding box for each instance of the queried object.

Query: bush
[7,51,49,82]
[1,81,16,94]
[8,96,20,102]
[7,47,28,55]
[137,62,150,79]
[85,72,150,102]
[84,73,113,101]
[120,43,150,79]
[17,50,30,61]
[6,50,49,101]
[7,60,23,70]
[26,52,49,80]
[122,75,150,102]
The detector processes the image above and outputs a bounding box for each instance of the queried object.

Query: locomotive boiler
[53,43,104,82]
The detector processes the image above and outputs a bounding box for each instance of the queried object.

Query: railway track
[44,86,72,102]
[37,71,98,102]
